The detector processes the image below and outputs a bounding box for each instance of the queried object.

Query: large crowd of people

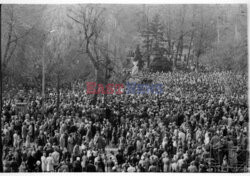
[1,70,249,172]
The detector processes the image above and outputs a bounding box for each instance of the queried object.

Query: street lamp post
[42,40,45,112]
[42,29,55,114]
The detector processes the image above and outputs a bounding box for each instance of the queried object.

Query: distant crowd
[1,70,248,172]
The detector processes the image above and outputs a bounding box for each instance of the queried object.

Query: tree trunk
[166,8,174,70]
[56,73,60,118]
[86,38,100,105]
[3,15,14,68]
[187,31,194,68]
[90,68,102,105]
[145,6,150,68]
[178,6,185,69]
[0,4,3,172]
[217,16,220,45]
[196,6,204,72]
[179,34,184,63]
[175,40,180,69]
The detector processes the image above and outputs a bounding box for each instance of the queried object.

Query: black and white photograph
[0,2,248,173]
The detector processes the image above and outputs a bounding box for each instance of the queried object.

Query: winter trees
[138,4,247,73]
[1,4,247,92]
[133,45,144,70]
[140,13,168,71]
[68,5,110,104]
[1,5,36,86]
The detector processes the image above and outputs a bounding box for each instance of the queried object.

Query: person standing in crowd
[1,71,248,173]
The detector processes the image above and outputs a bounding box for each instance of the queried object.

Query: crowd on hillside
[1,70,249,172]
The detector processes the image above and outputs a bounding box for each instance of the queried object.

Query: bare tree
[68,5,106,104]
[2,5,33,71]
[186,6,196,67]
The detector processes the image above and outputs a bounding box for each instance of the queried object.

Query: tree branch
[9,26,34,44]
[67,14,85,26]
[3,19,14,67]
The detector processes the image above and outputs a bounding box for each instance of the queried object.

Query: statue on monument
[131,60,139,76]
